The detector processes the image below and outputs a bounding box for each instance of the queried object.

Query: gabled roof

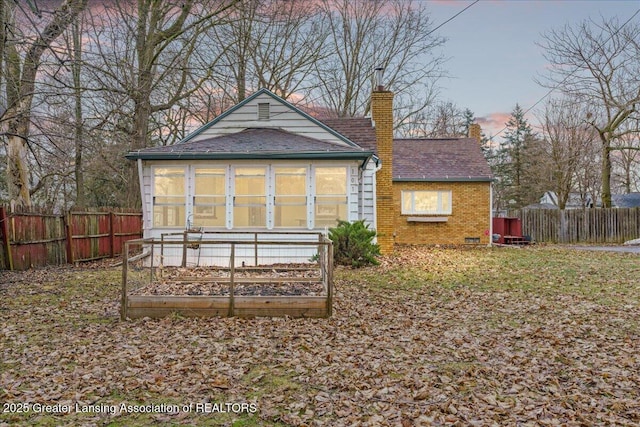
[177,88,362,149]
[393,138,493,181]
[319,117,377,153]
[126,128,372,161]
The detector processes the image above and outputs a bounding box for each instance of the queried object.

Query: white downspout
[372,159,382,240]
[137,159,147,238]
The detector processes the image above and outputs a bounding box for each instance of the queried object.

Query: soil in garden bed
[130,265,325,296]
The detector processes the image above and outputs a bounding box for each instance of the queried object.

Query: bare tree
[537,16,640,207]
[537,97,598,209]
[252,0,328,100]
[82,0,238,206]
[2,0,88,210]
[611,117,640,194]
[312,0,445,121]
[396,100,470,138]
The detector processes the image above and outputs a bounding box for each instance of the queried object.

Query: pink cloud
[477,112,511,138]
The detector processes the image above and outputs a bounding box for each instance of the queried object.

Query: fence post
[181,230,187,268]
[121,240,129,321]
[64,212,74,264]
[327,240,333,317]
[0,206,14,271]
[109,211,116,258]
[229,243,235,317]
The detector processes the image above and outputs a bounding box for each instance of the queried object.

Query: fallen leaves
[1,246,639,426]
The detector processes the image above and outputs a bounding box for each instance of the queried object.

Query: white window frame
[313,165,349,227]
[232,166,268,228]
[401,190,452,215]
[152,166,187,228]
[148,162,355,230]
[192,167,227,228]
[273,165,310,229]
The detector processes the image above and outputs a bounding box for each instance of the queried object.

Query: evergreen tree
[493,105,537,210]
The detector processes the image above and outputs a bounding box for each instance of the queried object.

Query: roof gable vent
[258,102,270,120]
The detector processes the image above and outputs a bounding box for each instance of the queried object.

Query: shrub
[328,220,380,267]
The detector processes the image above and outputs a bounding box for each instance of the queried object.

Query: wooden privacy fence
[509,208,640,244]
[0,207,142,271]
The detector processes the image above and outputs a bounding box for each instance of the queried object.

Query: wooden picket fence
[0,206,142,271]
[508,208,640,244]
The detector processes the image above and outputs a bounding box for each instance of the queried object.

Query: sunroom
[146,160,362,232]
[126,126,374,254]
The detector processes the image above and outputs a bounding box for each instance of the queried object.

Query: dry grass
[1,246,639,426]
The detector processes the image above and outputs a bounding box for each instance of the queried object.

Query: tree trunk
[72,16,85,208]
[601,139,612,208]
[6,131,31,211]
[4,0,88,209]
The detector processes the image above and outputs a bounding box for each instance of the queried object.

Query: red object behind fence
[492,217,525,245]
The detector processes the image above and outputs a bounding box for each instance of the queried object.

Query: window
[193,168,226,227]
[315,167,348,227]
[402,190,452,215]
[153,167,185,227]
[275,167,307,228]
[234,167,266,227]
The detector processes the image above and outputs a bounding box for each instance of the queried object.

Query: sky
[425,0,640,140]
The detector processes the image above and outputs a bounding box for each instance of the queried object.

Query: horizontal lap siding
[360,162,376,228]
[190,93,351,147]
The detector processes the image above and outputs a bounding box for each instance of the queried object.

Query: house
[126,86,493,261]
[538,191,593,209]
[612,192,640,208]
[536,191,640,209]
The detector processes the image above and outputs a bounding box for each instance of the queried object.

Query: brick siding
[393,181,491,245]
[371,90,395,254]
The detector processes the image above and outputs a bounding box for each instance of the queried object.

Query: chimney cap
[375,67,384,91]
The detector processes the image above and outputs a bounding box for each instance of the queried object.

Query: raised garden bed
[121,236,333,319]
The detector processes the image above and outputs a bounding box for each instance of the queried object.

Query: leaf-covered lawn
[1,246,639,426]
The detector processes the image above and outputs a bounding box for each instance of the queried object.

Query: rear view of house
[126,86,493,262]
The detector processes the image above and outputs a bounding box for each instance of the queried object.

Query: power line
[490,8,640,139]
[427,0,480,37]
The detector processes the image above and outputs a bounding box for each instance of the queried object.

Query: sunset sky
[426,0,639,140]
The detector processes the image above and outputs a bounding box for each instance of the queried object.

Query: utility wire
[426,0,480,37]
[490,7,640,139]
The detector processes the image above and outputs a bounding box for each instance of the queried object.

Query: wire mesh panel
[121,233,333,319]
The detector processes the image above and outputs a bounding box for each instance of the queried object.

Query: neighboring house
[612,192,640,208]
[539,191,593,209]
[126,87,493,259]
[536,191,640,209]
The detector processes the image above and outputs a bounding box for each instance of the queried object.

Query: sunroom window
[153,167,185,227]
[402,190,452,215]
[234,167,266,227]
[275,167,307,228]
[315,167,348,227]
[193,168,226,227]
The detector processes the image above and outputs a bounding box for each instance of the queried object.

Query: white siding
[189,92,352,147]
[360,161,377,228]
[141,164,153,236]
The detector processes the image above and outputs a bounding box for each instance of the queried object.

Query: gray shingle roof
[612,192,640,208]
[319,118,377,153]
[393,138,493,181]
[126,128,372,160]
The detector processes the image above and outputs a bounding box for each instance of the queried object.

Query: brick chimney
[371,68,394,254]
[468,123,482,142]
